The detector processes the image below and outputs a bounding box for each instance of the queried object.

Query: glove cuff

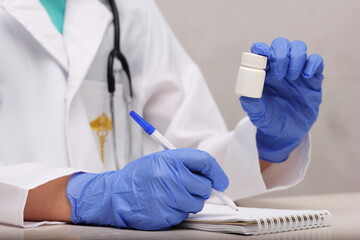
[66,171,130,228]
[66,172,99,224]
[256,131,304,163]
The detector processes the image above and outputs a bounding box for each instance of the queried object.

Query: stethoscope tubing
[107,0,133,97]
[107,0,133,168]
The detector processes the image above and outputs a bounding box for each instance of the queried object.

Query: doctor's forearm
[259,159,272,172]
[24,175,72,222]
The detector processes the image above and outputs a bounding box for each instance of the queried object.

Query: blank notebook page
[178,203,331,235]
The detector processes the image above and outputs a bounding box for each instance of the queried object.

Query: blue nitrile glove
[66,148,229,230]
[240,37,324,163]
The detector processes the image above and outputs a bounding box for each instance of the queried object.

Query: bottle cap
[241,52,267,69]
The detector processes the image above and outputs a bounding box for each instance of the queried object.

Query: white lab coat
[0,0,310,227]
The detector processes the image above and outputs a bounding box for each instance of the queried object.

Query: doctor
[0,0,323,231]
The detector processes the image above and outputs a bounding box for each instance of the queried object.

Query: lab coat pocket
[81,79,127,170]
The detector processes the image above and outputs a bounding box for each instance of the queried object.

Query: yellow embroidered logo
[90,113,113,163]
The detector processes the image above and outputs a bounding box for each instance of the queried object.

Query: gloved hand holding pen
[240,37,324,163]
[66,148,229,230]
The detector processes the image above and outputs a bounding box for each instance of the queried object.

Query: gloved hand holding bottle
[66,148,229,230]
[240,37,324,162]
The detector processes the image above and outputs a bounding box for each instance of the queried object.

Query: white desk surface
[1,192,359,240]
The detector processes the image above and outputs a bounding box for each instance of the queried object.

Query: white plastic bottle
[235,52,267,98]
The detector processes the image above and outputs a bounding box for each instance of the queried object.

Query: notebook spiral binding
[255,210,331,235]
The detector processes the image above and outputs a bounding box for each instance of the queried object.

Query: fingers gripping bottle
[235,52,267,98]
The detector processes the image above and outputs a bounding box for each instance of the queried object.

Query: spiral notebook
[178,203,331,235]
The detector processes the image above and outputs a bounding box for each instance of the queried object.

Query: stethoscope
[107,0,133,169]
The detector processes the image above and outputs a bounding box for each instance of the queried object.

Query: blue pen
[129,110,237,211]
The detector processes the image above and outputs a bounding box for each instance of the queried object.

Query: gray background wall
[155,0,360,197]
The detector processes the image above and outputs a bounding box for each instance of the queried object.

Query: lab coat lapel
[0,0,69,71]
[63,0,112,102]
